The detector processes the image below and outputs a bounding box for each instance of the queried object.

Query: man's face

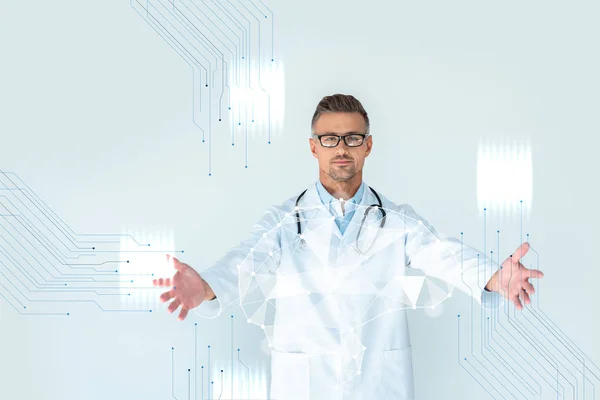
[310,112,373,182]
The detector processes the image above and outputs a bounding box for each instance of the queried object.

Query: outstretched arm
[402,204,543,308]
[153,206,282,321]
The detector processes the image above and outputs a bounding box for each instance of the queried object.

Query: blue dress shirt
[315,180,365,235]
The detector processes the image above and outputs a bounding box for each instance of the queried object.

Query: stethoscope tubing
[294,186,387,252]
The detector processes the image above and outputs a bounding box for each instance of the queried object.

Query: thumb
[511,242,530,263]
[171,256,186,272]
[166,254,186,272]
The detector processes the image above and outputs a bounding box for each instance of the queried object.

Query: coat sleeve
[194,205,283,318]
[398,204,503,308]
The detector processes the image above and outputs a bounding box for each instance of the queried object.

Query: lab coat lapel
[298,183,343,241]
[292,183,342,269]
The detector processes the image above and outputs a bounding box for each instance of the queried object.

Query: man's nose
[335,139,350,155]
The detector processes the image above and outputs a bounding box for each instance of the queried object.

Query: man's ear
[309,137,318,159]
[364,135,373,157]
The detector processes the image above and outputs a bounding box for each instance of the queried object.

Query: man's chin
[328,170,356,182]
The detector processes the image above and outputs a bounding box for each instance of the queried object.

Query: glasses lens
[320,135,340,147]
[345,134,364,147]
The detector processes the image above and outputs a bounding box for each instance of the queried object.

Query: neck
[319,170,363,200]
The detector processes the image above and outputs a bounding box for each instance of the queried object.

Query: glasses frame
[312,133,370,148]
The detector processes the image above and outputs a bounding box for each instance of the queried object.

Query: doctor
[154,94,544,399]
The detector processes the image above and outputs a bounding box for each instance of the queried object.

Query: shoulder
[373,190,423,224]
[374,190,415,215]
[258,189,305,223]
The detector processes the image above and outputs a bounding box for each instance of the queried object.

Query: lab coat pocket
[382,346,415,399]
[270,349,310,400]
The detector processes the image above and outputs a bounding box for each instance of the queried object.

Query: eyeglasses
[313,133,369,148]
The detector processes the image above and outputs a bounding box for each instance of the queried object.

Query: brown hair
[311,94,370,134]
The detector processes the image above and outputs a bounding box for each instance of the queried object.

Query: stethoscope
[295,186,387,254]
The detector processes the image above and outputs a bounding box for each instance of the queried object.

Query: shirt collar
[315,180,365,208]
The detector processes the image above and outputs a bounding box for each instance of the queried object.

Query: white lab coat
[197,181,500,399]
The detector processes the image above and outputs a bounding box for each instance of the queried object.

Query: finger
[178,307,189,321]
[523,281,536,296]
[524,268,544,280]
[511,242,530,263]
[153,278,175,288]
[512,294,523,310]
[159,289,175,303]
[167,298,182,314]
[522,289,531,305]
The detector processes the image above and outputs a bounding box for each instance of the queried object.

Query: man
[153,94,543,399]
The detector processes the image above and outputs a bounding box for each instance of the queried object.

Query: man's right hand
[153,254,215,321]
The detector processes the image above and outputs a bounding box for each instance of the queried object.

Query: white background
[0,0,598,398]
